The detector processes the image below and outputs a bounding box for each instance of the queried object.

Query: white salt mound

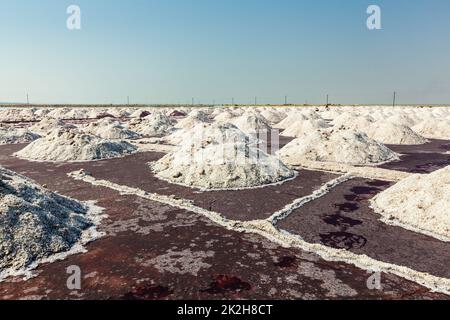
[151,123,294,190]
[175,110,210,129]
[413,119,450,139]
[83,119,140,140]
[0,167,100,279]
[366,122,427,145]
[29,118,75,136]
[331,114,374,131]
[278,129,398,166]
[0,127,40,145]
[230,112,272,135]
[14,128,137,162]
[260,109,287,124]
[214,110,235,123]
[281,118,328,137]
[371,165,450,240]
[274,112,309,130]
[133,112,176,137]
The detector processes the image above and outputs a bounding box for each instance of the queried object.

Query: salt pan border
[68,170,450,296]
[267,174,353,224]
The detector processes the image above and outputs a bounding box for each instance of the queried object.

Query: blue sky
[0,0,449,104]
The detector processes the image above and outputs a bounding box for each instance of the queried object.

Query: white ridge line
[68,170,450,296]
[291,161,413,182]
[267,174,353,225]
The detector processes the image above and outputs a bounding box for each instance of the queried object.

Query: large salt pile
[83,119,140,140]
[281,118,328,138]
[151,123,294,190]
[230,112,272,135]
[278,128,398,166]
[132,112,176,137]
[0,126,40,145]
[14,127,137,162]
[0,167,102,280]
[366,122,428,145]
[371,165,450,240]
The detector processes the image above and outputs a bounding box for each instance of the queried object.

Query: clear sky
[1,0,449,105]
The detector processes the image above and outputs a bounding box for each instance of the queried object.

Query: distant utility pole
[127,96,130,105]
[192,98,194,106]
[26,93,29,105]
[213,100,215,106]
[326,94,329,106]
[284,95,288,105]
[232,97,234,105]
[393,92,396,107]
[254,96,257,106]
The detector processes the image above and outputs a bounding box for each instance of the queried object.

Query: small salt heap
[230,112,272,135]
[0,126,40,145]
[14,127,137,162]
[366,122,428,145]
[278,128,398,166]
[274,112,309,130]
[175,110,210,130]
[331,113,374,132]
[83,119,140,140]
[29,118,75,136]
[132,112,176,137]
[281,118,328,138]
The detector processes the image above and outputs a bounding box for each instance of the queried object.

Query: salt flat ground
[0,106,449,300]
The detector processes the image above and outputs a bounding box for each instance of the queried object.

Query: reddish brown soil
[0,143,448,300]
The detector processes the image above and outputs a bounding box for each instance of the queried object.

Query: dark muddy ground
[277,178,450,279]
[0,143,448,300]
[379,139,450,173]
